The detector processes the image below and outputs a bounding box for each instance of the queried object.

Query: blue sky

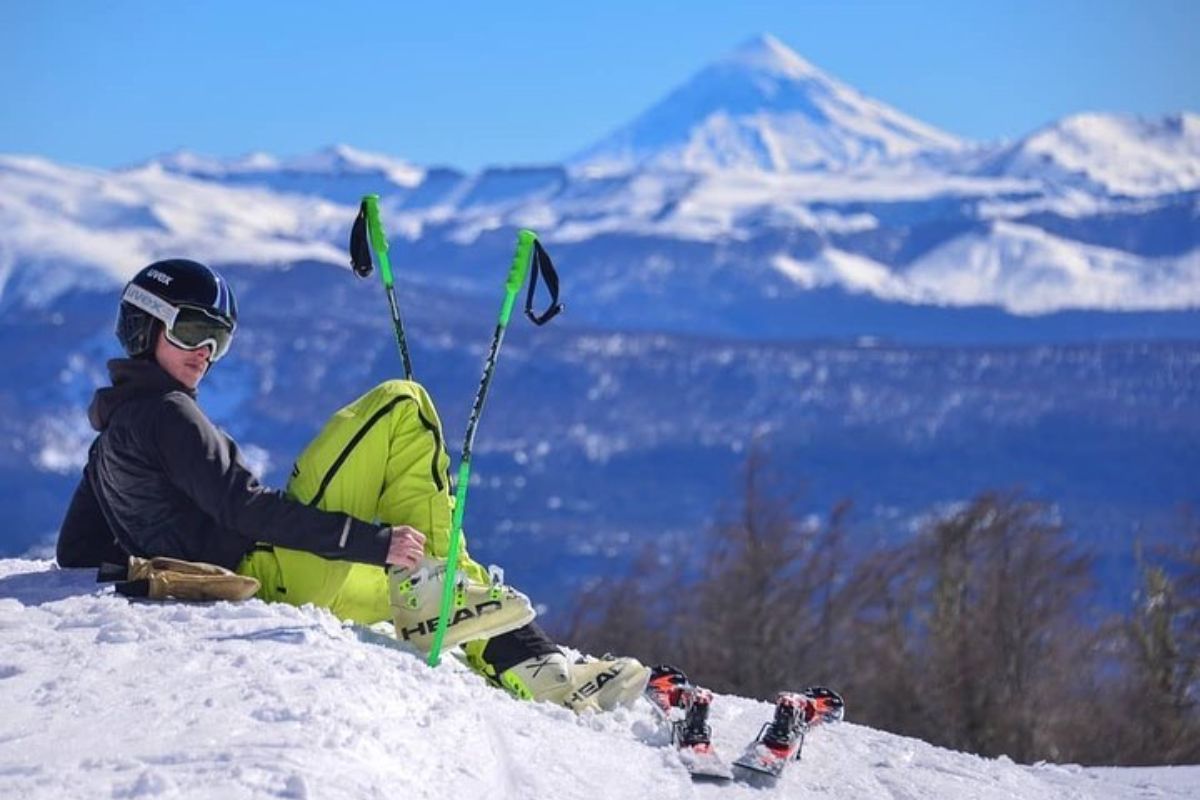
[2,0,1197,170]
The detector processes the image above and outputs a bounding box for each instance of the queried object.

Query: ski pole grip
[499,230,538,325]
[361,194,396,288]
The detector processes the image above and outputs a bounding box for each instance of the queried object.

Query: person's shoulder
[152,390,209,428]
[160,389,200,409]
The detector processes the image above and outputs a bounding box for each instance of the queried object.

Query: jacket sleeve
[151,394,391,566]
[56,470,128,568]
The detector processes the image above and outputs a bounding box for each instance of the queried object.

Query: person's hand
[385,525,427,571]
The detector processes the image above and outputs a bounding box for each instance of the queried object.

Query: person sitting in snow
[56,258,649,713]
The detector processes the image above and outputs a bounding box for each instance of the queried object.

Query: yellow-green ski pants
[236,380,487,624]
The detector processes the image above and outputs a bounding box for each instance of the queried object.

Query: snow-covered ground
[1,559,1196,799]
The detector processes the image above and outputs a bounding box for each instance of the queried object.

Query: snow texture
[1,558,1196,800]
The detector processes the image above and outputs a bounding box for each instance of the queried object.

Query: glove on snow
[101,556,261,602]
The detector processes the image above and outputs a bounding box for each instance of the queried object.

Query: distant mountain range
[1,34,1196,608]
[2,34,1198,325]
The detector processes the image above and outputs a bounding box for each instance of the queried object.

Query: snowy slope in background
[980,112,1200,196]
[139,144,435,206]
[898,221,1200,313]
[0,155,346,307]
[4,148,1198,317]
[570,34,964,174]
[771,224,1200,314]
[149,144,426,187]
[2,558,1197,800]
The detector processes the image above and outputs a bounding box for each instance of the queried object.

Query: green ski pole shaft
[361,194,415,379]
[427,229,538,666]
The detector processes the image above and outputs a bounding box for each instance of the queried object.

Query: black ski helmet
[116,259,238,362]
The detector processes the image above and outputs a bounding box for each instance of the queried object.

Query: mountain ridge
[2,33,1197,318]
[978,111,1200,195]
[570,33,966,174]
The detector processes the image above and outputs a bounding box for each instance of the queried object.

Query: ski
[731,687,845,782]
[644,666,734,781]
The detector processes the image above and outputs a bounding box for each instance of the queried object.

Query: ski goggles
[122,284,236,362]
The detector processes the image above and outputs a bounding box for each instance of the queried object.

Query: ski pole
[349,194,415,379]
[427,229,563,666]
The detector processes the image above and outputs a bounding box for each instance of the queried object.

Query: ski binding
[732,687,845,781]
[644,666,734,781]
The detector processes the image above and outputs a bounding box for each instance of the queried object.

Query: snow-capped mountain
[3,34,1196,320]
[1,559,1197,799]
[978,112,1200,196]
[571,34,965,174]
[3,33,1191,322]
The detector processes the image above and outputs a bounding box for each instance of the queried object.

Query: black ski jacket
[56,359,390,570]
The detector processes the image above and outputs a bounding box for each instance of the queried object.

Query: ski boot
[487,651,650,713]
[559,653,652,713]
[389,559,534,652]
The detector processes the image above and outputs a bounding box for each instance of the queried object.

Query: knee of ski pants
[287,379,486,585]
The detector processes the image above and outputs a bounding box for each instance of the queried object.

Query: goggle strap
[123,285,179,328]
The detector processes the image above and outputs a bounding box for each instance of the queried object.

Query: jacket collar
[88,358,197,431]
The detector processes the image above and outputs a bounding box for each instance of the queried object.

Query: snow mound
[571,34,965,174]
[1,559,1195,799]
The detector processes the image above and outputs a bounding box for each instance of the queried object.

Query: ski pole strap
[524,240,563,326]
[349,201,373,278]
[351,194,396,288]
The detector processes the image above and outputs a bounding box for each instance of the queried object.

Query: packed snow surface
[1,559,1196,799]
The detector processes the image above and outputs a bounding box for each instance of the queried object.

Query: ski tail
[802,685,846,726]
